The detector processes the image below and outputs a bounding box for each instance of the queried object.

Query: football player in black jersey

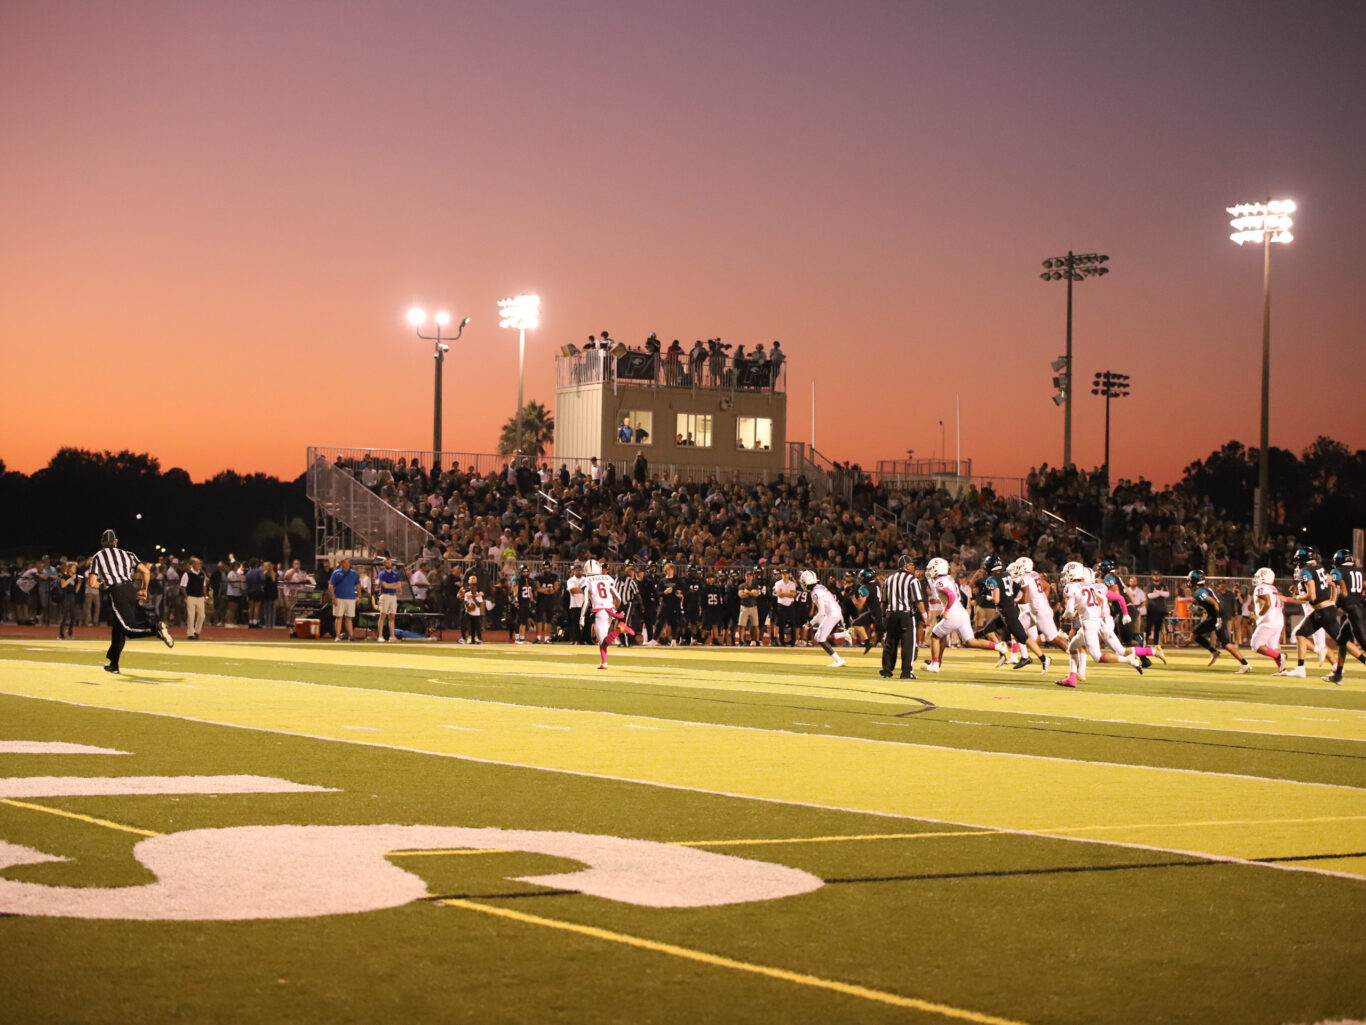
[845,568,884,654]
[976,555,1045,671]
[1325,549,1366,684]
[1189,570,1251,671]
[1286,547,1351,678]
[1098,559,1150,669]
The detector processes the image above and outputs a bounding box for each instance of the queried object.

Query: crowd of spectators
[335,452,1302,589]
[0,554,317,632]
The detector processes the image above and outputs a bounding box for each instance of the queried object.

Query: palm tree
[252,514,312,563]
[497,401,555,459]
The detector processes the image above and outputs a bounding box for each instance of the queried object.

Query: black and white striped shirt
[89,547,141,588]
[616,575,641,608]
[881,572,925,614]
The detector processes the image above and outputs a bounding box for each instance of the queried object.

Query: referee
[879,556,926,679]
[88,529,174,673]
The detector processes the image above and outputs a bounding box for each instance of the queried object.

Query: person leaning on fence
[88,528,174,673]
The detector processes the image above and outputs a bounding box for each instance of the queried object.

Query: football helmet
[1016,557,1034,575]
[926,557,949,577]
[860,568,877,584]
[798,570,818,589]
[1332,549,1355,568]
[1188,569,1205,586]
[1253,567,1275,585]
[583,559,602,575]
[1006,559,1023,579]
[1060,561,1084,583]
[983,555,1004,575]
[1097,559,1115,577]
[1082,567,1097,583]
[1292,546,1316,567]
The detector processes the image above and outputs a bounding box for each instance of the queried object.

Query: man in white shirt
[409,562,430,607]
[589,457,603,484]
[565,562,587,644]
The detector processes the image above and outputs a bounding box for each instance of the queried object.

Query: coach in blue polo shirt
[328,557,360,641]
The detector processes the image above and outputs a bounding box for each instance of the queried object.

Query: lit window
[675,413,712,448]
[736,417,772,451]
[615,411,653,445]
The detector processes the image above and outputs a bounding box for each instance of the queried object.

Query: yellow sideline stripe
[9,642,1366,742]
[441,898,1031,1025]
[0,798,161,837]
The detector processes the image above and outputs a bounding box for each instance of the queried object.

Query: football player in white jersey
[924,557,1004,673]
[1010,558,1070,657]
[799,570,851,666]
[1055,564,1157,687]
[579,559,635,669]
[1251,567,1289,674]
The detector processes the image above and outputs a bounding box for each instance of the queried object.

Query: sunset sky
[3,1,1363,486]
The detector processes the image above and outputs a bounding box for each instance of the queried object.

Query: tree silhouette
[497,401,555,459]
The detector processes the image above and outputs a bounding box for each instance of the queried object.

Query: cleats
[156,621,174,648]
[1323,670,1344,685]
[1011,657,1034,670]
[1206,650,1220,666]
[899,672,917,680]
[1056,675,1077,688]
[878,670,892,678]
[993,654,1008,669]
[925,662,940,673]
[1284,666,1307,678]
[1040,655,1051,673]
[1234,663,1251,675]
[1151,645,1167,664]
[103,663,119,674]
[1275,652,1286,673]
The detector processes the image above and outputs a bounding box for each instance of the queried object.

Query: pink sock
[1133,646,1152,657]
[1264,647,1280,662]
[604,628,620,646]
[599,644,608,665]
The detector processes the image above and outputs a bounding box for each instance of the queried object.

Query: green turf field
[2,638,1364,1025]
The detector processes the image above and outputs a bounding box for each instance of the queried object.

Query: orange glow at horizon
[3,3,1364,488]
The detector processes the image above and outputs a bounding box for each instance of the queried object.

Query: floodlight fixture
[406,302,469,469]
[1091,369,1131,490]
[1051,356,1067,372]
[1228,196,1297,538]
[498,294,541,332]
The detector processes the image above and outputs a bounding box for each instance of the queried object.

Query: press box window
[736,417,772,451]
[615,411,653,445]
[675,413,712,448]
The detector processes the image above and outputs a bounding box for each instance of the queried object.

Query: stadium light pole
[407,307,469,472]
[1090,370,1130,493]
[1228,198,1295,539]
[1040,251,1109,468]
[498,294,541,459]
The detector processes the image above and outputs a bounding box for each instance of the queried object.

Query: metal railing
[556,350,787,394]
[306,454,436,565]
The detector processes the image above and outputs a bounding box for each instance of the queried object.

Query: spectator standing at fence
[280,559,313,624]
[409,562,430,608]
[1145,573,1169,646]
[55,561,78,638]
[566,561,587,644]
[328,557,359,642]
[459,574,485,644]
[375,557,401,642]
[88,529,174,673]
[180,557,209,639]
[1126,576,1147,640]
[768,341,785,388]
[82,562,101,627]
[223,562,245,625]
[260,562,279,629]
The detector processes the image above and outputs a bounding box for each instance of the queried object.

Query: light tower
[498,294,541,459]
[1228,198,1295,538]
[407,306,469,471]
[1040,251,1109,467]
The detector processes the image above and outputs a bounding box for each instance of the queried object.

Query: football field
[2,638,1364,1025]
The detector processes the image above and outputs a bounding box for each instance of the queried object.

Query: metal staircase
[306,454,436,566]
